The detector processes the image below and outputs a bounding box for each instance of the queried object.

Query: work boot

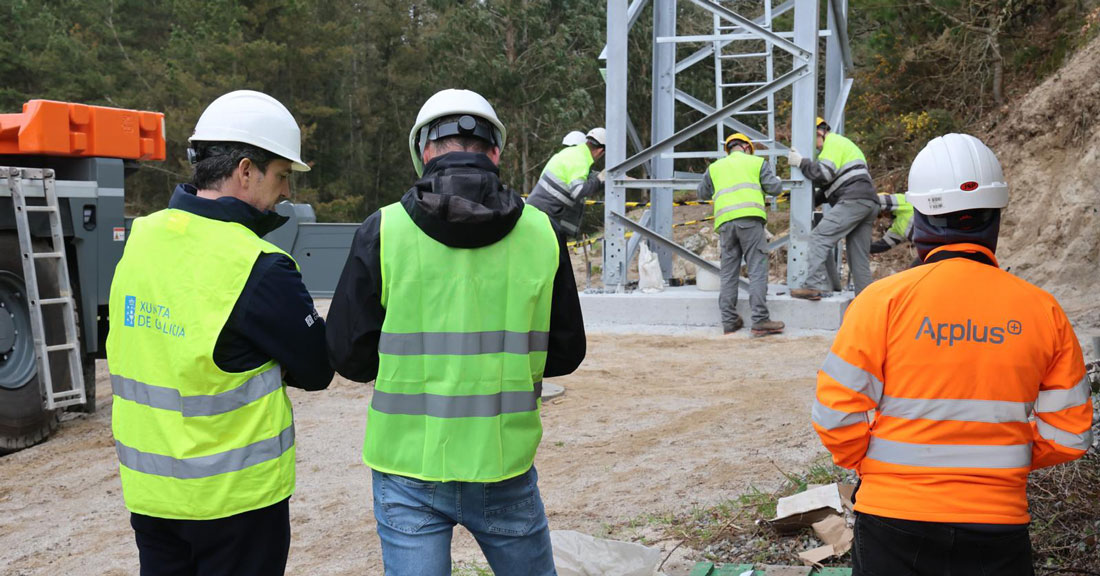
[751,320,785,338]
[791,288,823,301]
[723,317,744,334]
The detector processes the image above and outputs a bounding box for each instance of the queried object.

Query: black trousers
[852,512,1034,576]
[130,498,291,576]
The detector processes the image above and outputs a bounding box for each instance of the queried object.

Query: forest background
[3,0,1098,222]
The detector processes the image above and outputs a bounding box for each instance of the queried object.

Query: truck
[0,99,356,453]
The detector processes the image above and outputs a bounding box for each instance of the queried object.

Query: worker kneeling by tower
[812,134,1094,576]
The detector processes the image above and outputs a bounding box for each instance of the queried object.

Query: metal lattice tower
[601,0,853,290]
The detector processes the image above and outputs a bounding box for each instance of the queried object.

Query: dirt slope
[988,34,1100,329]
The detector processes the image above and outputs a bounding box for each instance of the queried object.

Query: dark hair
[190,142,277,190]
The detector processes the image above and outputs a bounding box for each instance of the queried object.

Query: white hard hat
[906,133,1008,216]
[190,90,310,172]
[586,127,607,146]
[562,131,587,146]
[408,89,506,177]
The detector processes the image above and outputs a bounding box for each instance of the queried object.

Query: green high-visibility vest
[108,208,296,520]
[527,144,596,234]
[709,151,766,229]
[887,193,914,239]
[818,132,871,200]
[364,203,559,483]
[542,144,594,192]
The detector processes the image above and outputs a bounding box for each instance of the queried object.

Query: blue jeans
[371,466,556,576]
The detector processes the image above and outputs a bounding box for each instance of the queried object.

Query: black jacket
[326,152,586,383]
[169,185,333,391]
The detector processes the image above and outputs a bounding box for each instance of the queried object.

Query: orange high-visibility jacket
[813,243,1094,524]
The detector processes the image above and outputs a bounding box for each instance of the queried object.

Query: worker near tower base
[107,90,333,576]
[697,133,784,336]
[871,192,914,254]
[789,117,878,299]
[526,127,606,237]
[326,88,585,576]
[812,133,1094,576]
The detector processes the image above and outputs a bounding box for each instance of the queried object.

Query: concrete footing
[541,382,565,400]
[579,284,852,331]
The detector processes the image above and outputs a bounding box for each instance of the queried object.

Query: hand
[596,170,606,182]
[788,148,804,167]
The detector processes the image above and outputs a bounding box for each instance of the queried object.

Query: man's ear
[486,146,502,166]
[236,157,254,188]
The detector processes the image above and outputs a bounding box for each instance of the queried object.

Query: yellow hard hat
[816,116,830,131]
[724,133,754,154]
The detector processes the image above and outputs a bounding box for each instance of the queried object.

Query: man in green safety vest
[526,127,606,237]
[326,89,586,576]
[107,90,333,575]
[789,117,879,300]
[872,192,915,254]
[698,133,785,336]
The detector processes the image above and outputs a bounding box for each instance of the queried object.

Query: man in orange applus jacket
[812,133,1095,575]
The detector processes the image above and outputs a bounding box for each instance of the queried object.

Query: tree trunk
[990,37,1004,105]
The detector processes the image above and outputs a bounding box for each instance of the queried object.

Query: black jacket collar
[400,152,525,249]
[168,184,289,237]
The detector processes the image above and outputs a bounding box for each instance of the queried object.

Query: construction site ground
[0,301,834,576]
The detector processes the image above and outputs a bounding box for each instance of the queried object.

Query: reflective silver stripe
[566,178,587,200]
[560,219,579,233]
[111,367,283,417]
[824,166,871,197]
[866,437,1032,469]
[819,159,837,180]
[379,330,550,356]
[116,424,295,479]
[372,383,542,418]
[714,182,762,199]
[812,399,868,430]
[820,352,883,403]
[878,395,1032,424]
[537,174,575,207]
[1036,418,1094,451]
[1036,377,1092,413]
[715,201,766,219]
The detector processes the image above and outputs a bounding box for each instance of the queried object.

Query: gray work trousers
[805,198,878,294]
[718,218,770,328]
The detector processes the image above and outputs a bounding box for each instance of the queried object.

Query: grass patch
[641,456,855,566]
[452,562,493,576]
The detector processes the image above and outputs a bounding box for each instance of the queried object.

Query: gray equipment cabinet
[0,156,127,452]
[265,202,357,298]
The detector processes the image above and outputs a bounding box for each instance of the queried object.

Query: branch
[105,0,155,94]
[921,0,992,34]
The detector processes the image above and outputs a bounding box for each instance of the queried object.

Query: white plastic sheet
[638,243,664,293]
[551,530,664,576]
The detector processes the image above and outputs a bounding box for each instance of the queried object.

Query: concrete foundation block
[579,284,852,331]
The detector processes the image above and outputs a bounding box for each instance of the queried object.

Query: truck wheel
[0,234,69,453]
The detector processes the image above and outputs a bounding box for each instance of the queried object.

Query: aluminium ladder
[4,167,86,409]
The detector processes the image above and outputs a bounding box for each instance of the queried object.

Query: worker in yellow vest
[327,89,586,576]
[107,90,333,575]
[697,133,785,336]
[526,127,606,237]
[789,117,879,299]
